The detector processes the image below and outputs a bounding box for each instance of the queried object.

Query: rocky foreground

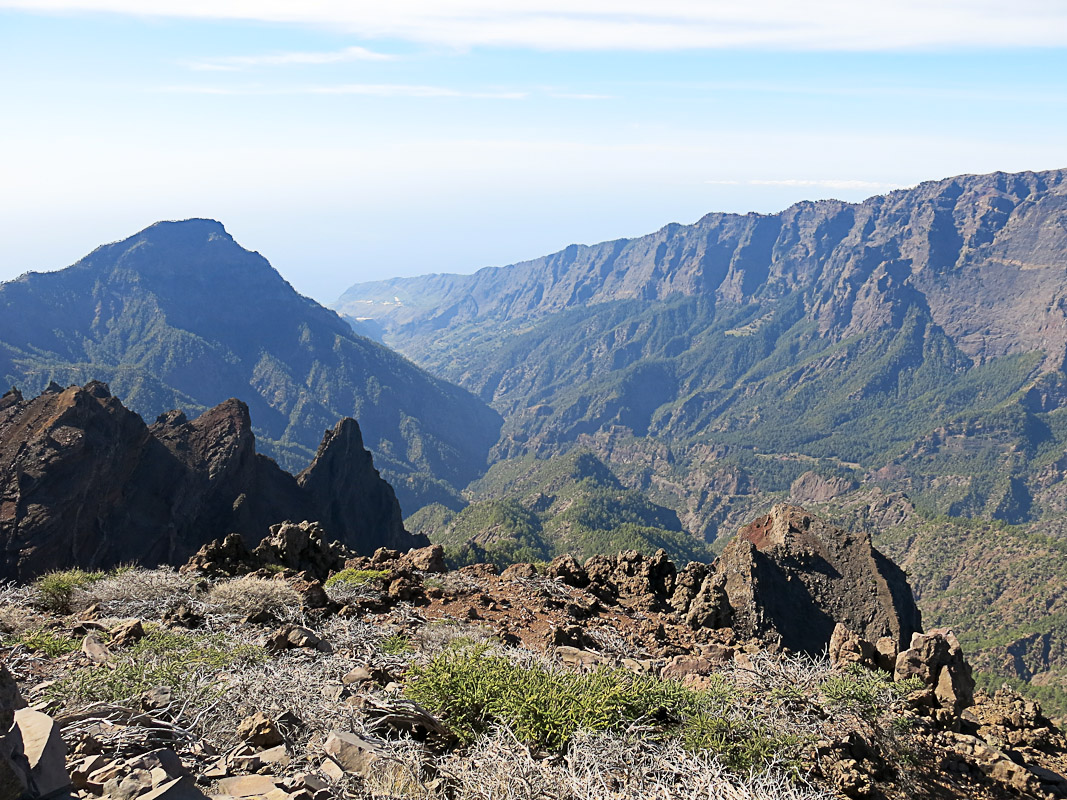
[3,508,1067,800]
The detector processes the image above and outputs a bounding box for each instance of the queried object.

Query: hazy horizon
[2,1,1066,301]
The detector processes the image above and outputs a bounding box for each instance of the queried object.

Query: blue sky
[1,2,1066,302]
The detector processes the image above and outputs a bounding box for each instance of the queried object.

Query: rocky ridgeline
[0,383,424,581]
[3,505,1067,799]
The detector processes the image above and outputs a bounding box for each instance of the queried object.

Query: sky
[1,2,1066,302]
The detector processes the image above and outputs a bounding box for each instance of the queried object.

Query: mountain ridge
[336,168,1067,370]
[0,219,502,513]
[332,168,1067,534]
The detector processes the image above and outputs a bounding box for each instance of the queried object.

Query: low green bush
[380,633,413,655]
[405,643,784,768]
[34,569,106,613]
[3,627,80,657]
[325,568,391,588]
[820,664,923,717]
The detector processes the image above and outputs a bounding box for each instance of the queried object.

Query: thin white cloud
[707,178,908,191]
[549,92,614,100]
[159,83,527,99]
[6,0,1067,51]
[186,45,395,71]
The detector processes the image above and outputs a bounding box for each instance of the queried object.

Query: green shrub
[325,568,391,588]
[405,643,774,763]
[3,627,80,657]
[49,627,264,704]
[380,633,413,655]
[820,664,922,717]
[681,713,797,772]
[34,569,106,613]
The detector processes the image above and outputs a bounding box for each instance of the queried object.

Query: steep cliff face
[0,219,501,514]
[0,382,422,580]
[338,169,1067,370]
[333,169,1067,530]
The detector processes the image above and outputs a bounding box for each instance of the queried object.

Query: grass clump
[49,626,264,704]
[206,575,301,618]
[325,568,391,588]
[682,713,798,772]
[34,569,106,613]
[405,643,785,767]
[820,664,923,717]
[3,627,80,657]
[380,633,414,655]
[73,567,198,618]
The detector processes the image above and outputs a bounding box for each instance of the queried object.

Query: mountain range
[336,168,1067,537]
[0,220,501,513]
[5,168,1067,711]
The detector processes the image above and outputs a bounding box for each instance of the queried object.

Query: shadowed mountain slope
[0,220,501,513]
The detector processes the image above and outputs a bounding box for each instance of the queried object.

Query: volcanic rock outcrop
[0,382,425,580]
[683,504,922,655]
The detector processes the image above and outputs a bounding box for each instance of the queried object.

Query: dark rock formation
[0,382,424,580]
[182,521,355,582]
[684,504,922,655]
[297,419,409,554]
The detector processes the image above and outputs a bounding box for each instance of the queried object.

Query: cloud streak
[160,83,527,99]
[6,0,1067,51]
[707,178,909,191]
[186,45,395,71]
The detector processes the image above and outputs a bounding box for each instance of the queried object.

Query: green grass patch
[380,633,413,655]
[405,643,789,767]
[34,569,107,613]
[48,627,265,704]
[681,713,798,772]
[325,568,391,588]
[3,627,80,657]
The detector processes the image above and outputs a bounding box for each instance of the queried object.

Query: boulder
[0,665,24,731]
[138,776,209,800]
[582,549,676,611]
[82,633,112,664]
[218,775,280,797]
[402,544,447,574]
[109,618,145,647]
[14,708,71,798]
[237,712,284,749]
[894,629,975,716]
[829,624,879,670]
[500,563,538,580]
[546,555,588,588]
[322,731,388,777]
[684,505,922,656]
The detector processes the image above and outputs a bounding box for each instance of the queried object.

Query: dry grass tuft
[205,575,303,620]
[74,568,199,617]
[434,727,835,800]
[0,583,46,634]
